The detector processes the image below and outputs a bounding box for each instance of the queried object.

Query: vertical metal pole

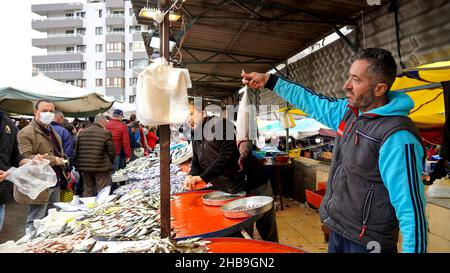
[285,61,290,154]
[159,0,171,239]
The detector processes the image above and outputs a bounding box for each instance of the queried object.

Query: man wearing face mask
[17,99,67,233]
[242,48,427,253]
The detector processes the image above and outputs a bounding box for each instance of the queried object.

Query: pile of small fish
[93,237,211,253]
[126,164,182,181]
[24,232,95,253]
[171,145,193,165]
[113,164,186,196]
[114,145,192,177]
[114,157,160,176]
[72,191,174,241]
[229,204,264,212]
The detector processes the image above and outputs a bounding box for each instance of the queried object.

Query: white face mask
[39,111,55,125]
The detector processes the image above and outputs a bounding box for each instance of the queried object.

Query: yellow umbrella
[391,60,449,129]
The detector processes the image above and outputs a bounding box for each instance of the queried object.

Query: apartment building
[31,0,150,103]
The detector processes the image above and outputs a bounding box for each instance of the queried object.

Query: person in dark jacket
[51,110,74,161]
[0,111,32,231]
[74,114,115,197]
[183,103,279,242]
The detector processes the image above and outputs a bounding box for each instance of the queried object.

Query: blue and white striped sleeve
[379,130,428,253]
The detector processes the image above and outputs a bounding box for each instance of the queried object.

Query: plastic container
[202,191,246,206]
[305,189,326,210]
[275,153,289,163]
[221,196,273,219]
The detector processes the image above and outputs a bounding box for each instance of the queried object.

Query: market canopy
[0,75,113,118]
[107,101,137,118]
[391,60,450,129]
[258,117,329,139]
[131,0,388,100]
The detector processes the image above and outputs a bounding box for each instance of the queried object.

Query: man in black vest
[242,48,427,253]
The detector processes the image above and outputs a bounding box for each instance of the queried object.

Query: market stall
[172,190,263,239]
[0,74,113,117]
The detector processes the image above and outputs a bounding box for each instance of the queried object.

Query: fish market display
[114,145,192,177]
[22,230,211,253]
[72,191,170,241]
[17,190,168,244]
[113,164,186,196]
[171,145,193,165]
[93,237,211,253]
[24,232,95,253]
[114,156,160,176]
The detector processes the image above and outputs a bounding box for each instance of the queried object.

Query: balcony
[32,16,83,31]
[105,87,125,97]
[32,52,83,63]
[42,70,83,80]
[132,51,148,60]
[106,0,125,8]
[32,3,83,16]
[106,69,125,78]
[106,52,125,60]
[106,14,125,26]
[106,31,125,43]
[32,34,83,48]
[133,31,144,41]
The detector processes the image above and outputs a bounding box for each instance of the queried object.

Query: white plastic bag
[136,57,191,126]
[7,159,57,199]
[427,176,450,198]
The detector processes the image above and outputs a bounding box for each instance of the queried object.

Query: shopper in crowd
[242,48,427,253]
[0,110,38,231]
[129,115,152,153]
[51,110,74,162]
[127,121,142,161]
[18,118,28,130]
[105,109,131,173]
[146,127,158,151]
[17,99,67,233]
[183,102,279,243]
[74,114,115,197]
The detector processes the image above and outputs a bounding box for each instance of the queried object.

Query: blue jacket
[51,121,74,160]
[266,75,427,253]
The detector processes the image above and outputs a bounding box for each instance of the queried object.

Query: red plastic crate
[305,188,326,210]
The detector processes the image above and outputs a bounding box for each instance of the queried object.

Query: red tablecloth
[172,190,259,239]
[207,237,305,253]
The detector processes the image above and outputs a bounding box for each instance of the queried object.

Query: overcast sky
[0,0,86,86]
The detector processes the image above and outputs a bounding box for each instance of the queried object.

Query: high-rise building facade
[31,0,149,103]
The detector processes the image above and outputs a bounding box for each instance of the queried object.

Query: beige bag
[13,185,50,205]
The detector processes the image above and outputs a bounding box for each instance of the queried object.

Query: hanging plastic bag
[136,57,191,126]
[7,159,57,200]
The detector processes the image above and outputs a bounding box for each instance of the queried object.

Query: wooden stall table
[263,160,293,210]
[172,190,263,240]
[207,237,305,253]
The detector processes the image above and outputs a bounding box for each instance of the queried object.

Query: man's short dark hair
[354,48,397,91]
[34,99,53,110]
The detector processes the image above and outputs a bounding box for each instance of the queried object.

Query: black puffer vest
[319,108,423,250]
